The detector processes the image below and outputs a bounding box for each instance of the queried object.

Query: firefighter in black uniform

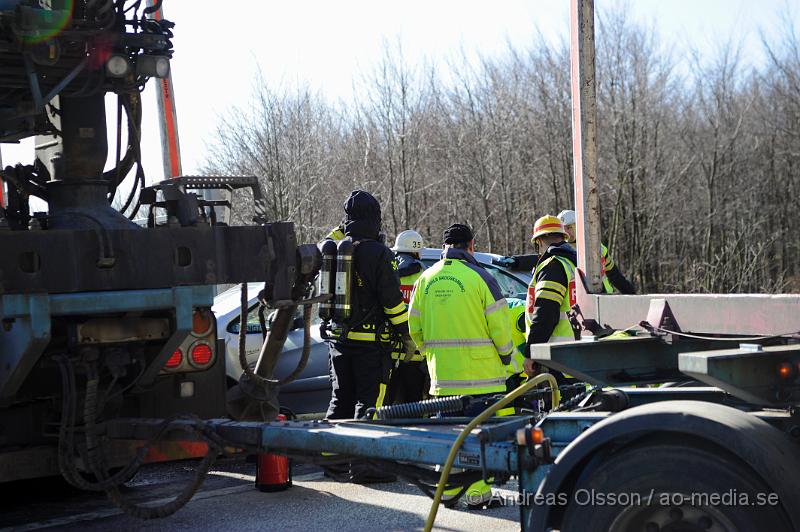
[324,190,413,421]
[523,215,579,382]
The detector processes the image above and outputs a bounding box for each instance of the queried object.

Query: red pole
[147,1,182,179]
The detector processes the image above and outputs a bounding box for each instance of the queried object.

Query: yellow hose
[423,373,560,532]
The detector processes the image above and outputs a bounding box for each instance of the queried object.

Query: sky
[1,0,798,197]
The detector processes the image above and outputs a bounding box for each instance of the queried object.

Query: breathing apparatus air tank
[333,239,354,323]
[318,239,338,321]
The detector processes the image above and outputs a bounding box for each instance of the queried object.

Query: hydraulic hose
[238,283,279,387]
[85,360,223,519]
[278,303,313,386]
[371,396,469,420]
[238,283,314,387]
[423,373,560,532]
[253,303,297,379]
[55,356,224,519]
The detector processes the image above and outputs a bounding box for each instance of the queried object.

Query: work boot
[465,489,504,511]
[440,490,463,509]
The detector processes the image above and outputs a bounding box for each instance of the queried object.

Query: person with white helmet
[385,229,428,404]
[391,230,426,302]
[557,209,635,295]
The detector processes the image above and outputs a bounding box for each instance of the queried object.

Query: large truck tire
[560,438,792,532]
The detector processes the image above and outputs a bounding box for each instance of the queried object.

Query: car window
[227,305,264,335]
[227,304,321,335]
[483,265,528,298]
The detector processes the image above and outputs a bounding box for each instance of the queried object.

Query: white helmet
[557,209,576,227]
[392,229,424,253]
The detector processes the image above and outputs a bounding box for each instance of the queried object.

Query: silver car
[214,249,532,414]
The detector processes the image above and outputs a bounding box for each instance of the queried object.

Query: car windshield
[419,257,527,299]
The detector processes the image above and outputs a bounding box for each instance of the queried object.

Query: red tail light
[165,348,183,369]
[190,342,213,367]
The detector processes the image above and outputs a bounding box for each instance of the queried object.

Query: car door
[270,305,331,415]
[224,303,331,415]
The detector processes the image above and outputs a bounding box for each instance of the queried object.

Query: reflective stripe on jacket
[526,254,576,342]
[408,248,512,396]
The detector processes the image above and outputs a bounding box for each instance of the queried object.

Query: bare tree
[204,6,800,294]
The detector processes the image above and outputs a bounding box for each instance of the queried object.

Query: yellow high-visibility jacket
[409,248,512,396]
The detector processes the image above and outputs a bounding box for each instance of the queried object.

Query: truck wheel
[560,439,792,532]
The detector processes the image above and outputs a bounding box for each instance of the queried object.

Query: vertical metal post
[146,0,182,179]
[569,0,603,293]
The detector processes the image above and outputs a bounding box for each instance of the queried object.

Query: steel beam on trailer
[680,344,800,407]
[577,293,800,336]
[621,386,736,408]
[533,407,791,456]
[0,294,49,402]
[0,222,297,295]
[107,417,522,473]
[530,335,764,386]
[531,336,685,386]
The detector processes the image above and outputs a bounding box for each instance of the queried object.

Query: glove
[401,333,417,362]
[493,256,517,268]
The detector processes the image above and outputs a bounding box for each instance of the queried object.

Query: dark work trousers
[326,341,389,420]
[385,360,427,405]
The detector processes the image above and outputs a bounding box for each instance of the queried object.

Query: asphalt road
[0,457,521,531]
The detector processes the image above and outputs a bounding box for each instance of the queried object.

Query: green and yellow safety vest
[399,270,423,305]
[506,298,527,377]
[570,240,615,294]
[391,266,425,362]
[409,248,513,396]
[600,243,614,294]
[326,225,346,241]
